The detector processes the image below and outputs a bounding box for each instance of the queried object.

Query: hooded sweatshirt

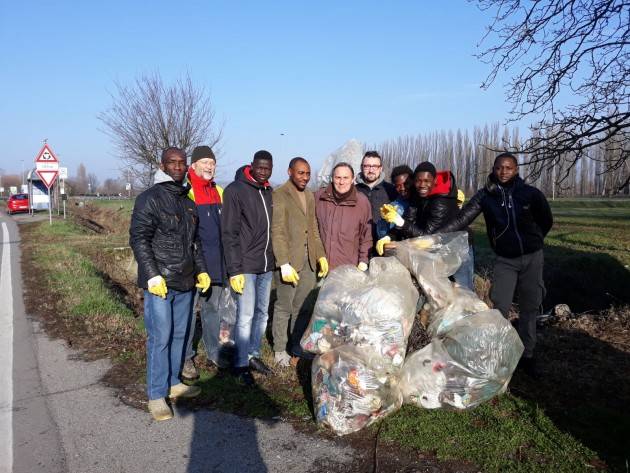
[221,165,275,275]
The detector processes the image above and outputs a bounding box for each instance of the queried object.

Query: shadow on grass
[510,319,630,472]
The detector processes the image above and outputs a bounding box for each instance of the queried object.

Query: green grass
[379,397,598,473]
[27,219,140,334]
[471,198,630,311]
[23,201,628,472]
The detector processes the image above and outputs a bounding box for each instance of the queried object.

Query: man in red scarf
[182,146,229,380]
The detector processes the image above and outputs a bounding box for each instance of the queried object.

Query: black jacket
[221,166,275,276]
[395,171,459,238]
[129,170,206,291]
[356,173,398,241]
[438,174,553,258]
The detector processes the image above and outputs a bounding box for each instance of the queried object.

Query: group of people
[129,145,553,421]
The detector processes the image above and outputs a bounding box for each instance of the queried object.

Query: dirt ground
[19,206,630,472]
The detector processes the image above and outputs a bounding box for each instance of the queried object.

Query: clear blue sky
[0,0,513,184]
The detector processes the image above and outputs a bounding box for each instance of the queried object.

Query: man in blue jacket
[221,150,275,386]
[438,153,553,377]
[182,145,228,379]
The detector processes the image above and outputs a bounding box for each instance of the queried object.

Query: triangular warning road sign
[36,169,59,188]
[35,144,59,163]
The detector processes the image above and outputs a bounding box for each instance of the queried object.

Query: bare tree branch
[98,72,222,189]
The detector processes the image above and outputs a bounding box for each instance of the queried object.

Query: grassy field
[471,198,630,312]
[21,198,630,472]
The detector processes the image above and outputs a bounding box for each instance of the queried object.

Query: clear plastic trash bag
[218,285,236,344]
[427,286,489,338]
[394,232,469,309]
[301,258,418,367]
[312,345,403,436]
[399,309,524,409]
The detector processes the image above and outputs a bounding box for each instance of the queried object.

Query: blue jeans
[144,289,194,400]
[185,285,223,364]
[233,272,272,368]
[452,245,475,291]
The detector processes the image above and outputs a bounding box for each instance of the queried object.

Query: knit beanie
[414,161,436,178]
[191,146,216,164]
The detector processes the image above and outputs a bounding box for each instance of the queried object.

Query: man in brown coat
[272,157,329,367]
[315,162,373,271]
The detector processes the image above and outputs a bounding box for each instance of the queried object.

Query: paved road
[0,212,356,473]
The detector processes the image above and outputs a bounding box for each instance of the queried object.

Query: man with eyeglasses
[355,151,398,252]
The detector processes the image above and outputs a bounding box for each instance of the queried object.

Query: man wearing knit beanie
[182,145,229,380]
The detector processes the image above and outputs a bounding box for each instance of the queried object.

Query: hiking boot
[181,358,199,380]
[168,383,202,399]
[148,398,173,421]
[249,357,272,376]
[274,351,291,368]
[233,368,256,387]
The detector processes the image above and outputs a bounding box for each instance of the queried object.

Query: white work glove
[357,262,368,272]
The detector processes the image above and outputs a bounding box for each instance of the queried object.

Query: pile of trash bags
[301,231,524,435]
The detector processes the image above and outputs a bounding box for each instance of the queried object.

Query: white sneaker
[274,351,291,368]
[148,398,173,421]
[168,383,201,399]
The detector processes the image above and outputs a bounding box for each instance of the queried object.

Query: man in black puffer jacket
[130,147,210,421]
[221,150,275,385]
[376,161,459,243]
[438,152,553,377]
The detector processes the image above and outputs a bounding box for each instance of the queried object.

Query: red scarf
[188,168,221,204]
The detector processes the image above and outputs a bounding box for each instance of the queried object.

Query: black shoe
[249,357,272,376]
[517,357,539,379]
[232,368,256,387]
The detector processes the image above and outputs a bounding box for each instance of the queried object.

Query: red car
[7,193,29,214]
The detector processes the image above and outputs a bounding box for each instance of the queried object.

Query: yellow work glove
[280,264,300,286]
[317,257,329,278]
[357,262,368,272]
[147,275,167,299]
[375,236,391,256]
[195,272,211,293]
[230,274,245,294]
[380,204,405,227]
[457,189,466,209]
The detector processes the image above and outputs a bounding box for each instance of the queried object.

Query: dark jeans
[490,249,545,358]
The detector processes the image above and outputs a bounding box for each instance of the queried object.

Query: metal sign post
[34,143,60,225]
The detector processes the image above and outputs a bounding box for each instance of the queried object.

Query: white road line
[0,222,14,472]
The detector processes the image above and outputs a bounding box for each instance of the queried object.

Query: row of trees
[377,123,629,197]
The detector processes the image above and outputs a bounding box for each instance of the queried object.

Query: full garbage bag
[399,309,523,409]
[312,345,403,436]
[427,286,489,338]
[301,258,418,368]
[394,232,469,309]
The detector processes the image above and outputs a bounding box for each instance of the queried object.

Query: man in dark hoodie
[355,151,398,248]
[221,150,275,386]
[181,145,228,380]
[437,153,553,377]
[129,147,210,421]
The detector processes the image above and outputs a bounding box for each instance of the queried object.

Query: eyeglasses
[362,164,381,169]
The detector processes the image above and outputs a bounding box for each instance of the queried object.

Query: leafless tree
[98,72,222,188]
[475,0,630,191]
